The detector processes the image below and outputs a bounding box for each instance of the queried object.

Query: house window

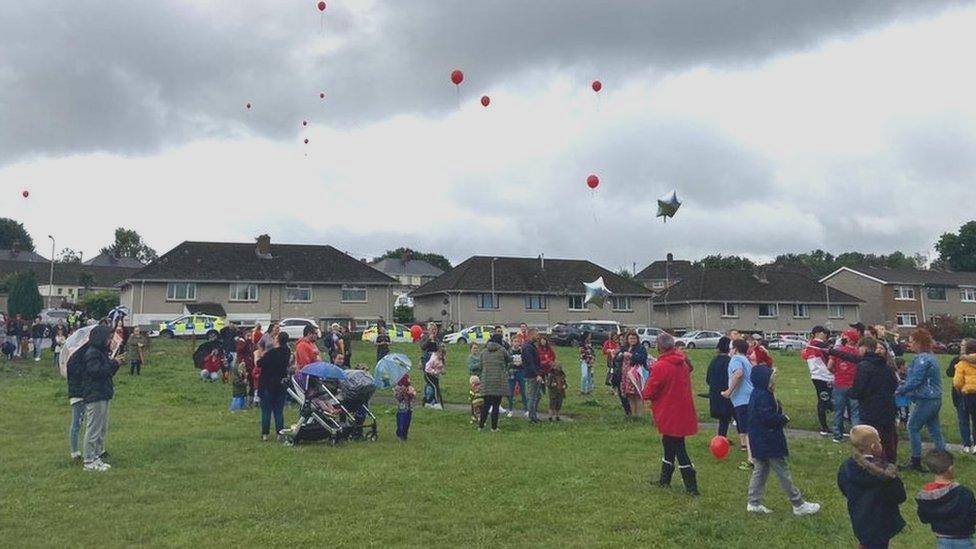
[525,295,548,310]
[611,296,632,312]
[721,303,738,318]
[229,283,258,302]
[896,312,918,328]
[341,286,367,303]
[792,304,809,318]
[355,319,371,330]
[926,287,947,301]
[758,303,779,318]
[568,295,586,311]
[476,293,499,310]
[652,281,666,289]
[284,285,312,303]
[963,314,976,324]
[57,287,63,295]
[894,286,915,300]
[166,282,196,301]
[962,288,976,303]
[828,305,845,319]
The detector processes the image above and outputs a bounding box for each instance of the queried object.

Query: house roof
[411,256,654,297]
[369,258,445,277]
[0,249,48,262]
[654,268,863,304]
[83,252,145,269]
[126,241,396,285]
[0,260,139,289]
[820,266,976,287]
[635,259,696,281]
[185,302,227,317]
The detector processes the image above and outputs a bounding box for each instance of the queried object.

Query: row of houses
[5,236,975,336]
[0,250,143,311]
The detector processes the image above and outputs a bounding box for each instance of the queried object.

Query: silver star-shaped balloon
[583,276,613,308]
[656,189,682,222]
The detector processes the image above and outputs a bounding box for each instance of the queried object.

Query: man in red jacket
[643,333,699,495]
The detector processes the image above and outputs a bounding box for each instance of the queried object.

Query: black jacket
[66,342,89,399]
[916,482,976,539]
[705,354,733,419]
[521,341,540,378]
[81,326,120,403]
[258,345,291,392]
[31,322,48,339]
[848,352,899,427]
[220,326,237,353]
[747,366,789,459]
[837,456,906,544]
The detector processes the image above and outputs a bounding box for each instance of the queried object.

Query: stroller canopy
[339,369,376,403]
[59,325,95,378]
[300,362,348,381]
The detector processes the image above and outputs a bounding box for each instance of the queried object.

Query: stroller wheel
[329,437,338,447]
[367,432,378,442]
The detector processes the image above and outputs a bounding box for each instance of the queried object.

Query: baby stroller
[283,363,378,445]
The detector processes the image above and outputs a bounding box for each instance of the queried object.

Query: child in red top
[200,349,223,382]
[537,335,556,377]
[748,336,774,368]
[828,329,862,442]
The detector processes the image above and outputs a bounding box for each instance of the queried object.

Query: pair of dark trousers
[479,395,502,430]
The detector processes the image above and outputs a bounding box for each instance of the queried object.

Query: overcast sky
[2,0,974,272]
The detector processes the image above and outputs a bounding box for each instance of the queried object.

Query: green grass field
[0,339,969,547]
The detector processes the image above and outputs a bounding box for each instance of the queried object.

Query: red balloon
[317,1,326,12]
[22,190,29,198]
[591,80,602,92]
[303,138,309,144]
[450,69,464,86]
[586,174,599,189]
[410,324,423,341]
[709,435,730,460]
[319,92,325,99]
[480,95,490,107]
[245,103,251,110]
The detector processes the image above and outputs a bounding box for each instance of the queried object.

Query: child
[895,358,910,428]
[229,367,248,411]
[200,349,222,382]
[394,374,416,441]
[746,367,820,516]
[424,346,445,410]
[547,363,567,421]
[838,425,907,548]
[467,343,481,376]
[469,375,484,423]
[916,449,976,548]
[130,327,146,375]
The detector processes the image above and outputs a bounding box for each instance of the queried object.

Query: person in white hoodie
[802,326,834,436]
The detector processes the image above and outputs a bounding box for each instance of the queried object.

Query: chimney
[753,266,769,284]
[255,234,272,259]
[540,253,545,270]
[666,252,673,263]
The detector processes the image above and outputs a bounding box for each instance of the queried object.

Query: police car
[156,314,226,340]
[361,323,414,343]
[442,325,494,345]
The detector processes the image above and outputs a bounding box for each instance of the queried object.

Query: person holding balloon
[706,337,735,437]
[618,331,648,418]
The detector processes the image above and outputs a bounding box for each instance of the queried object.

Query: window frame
[962,314,976,324]
[720,302,738,318]
[758,303,779,318]
[925,286,948,301]
[475,293,499,310]
[651,280,666,290]
[610,296,633,312]
[827,304,845,319]
[228,283,259,302]
[166,282,197,302]
[567,295,587,311]
[962,288,976,303]
[524,294,548,311]
[284,284,313,303]
[340,285,368,303]
[895,312,919,328]
[791,303,810,318]
[893,286,916,301]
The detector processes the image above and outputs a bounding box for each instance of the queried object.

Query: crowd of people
[1,312,71,363]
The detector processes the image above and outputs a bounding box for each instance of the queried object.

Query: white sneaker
[523,411,530,418]
[433,403,443,410]
[747,504,773,514]
[424,403,434,409]
[792,502,821,516]
[70,452,81,460]
[34,357,40,362]
[83,460,110,472]
[506,411,514,418]
[499,406,508,414]
[964,446,973,455]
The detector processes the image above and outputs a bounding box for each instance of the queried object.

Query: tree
[0,217,35,252]
[393,304,414,324]
[936,220,976,272]
[616,268,634,279]
[6,271,43,318]
[78,290,120,320]
[773,249,923,278]
[57,248,82,263]
[918,314,962,344]
[376,247,451,273]
[694,255,755,270]
[100,227,157,264]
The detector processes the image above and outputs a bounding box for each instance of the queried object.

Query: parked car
[39,308,72,325]
[631,326,669,348]
[442,325,494,345]
[674,330,723,349]
[576,321,622,346]
[155,314,226,340]
[932,341,949,354]
[279,318,318,340]
[768,335,807,351]
[551,323,582,346]
[361,323,414,343]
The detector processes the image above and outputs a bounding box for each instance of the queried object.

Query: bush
[918,314,962,343]
[393,305,414,324]
[78,290,120,320]
[6,271,43,319]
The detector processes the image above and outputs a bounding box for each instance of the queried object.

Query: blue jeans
[259,387,286,436]
[396,409,412,440]
[938,537,975,548]
[68,400,85,455]
[508,369,527,411]
[833,386,860,438]
[909,398,946,458]
[580,361,593,394]
[33,337,44,359]
[955,394,973,447]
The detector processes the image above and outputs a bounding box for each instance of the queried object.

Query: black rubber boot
[658,460,675,488]
[680,465,699,496]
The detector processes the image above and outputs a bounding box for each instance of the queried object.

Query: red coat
[537,344,556,376]
[642,349,698,437]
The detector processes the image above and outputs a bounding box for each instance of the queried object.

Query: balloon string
[456,86,460,110]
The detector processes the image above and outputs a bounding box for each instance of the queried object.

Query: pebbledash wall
[413,292,653,328]
[650,302,860,334]
[121,281,394,329]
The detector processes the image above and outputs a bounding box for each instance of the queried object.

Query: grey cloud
[0,0,964,164]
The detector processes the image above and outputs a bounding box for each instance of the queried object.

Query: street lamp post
[47,235,55,309]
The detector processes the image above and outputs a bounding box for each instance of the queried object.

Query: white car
[632,326,669,348]
[279,318,319,340]
[675,330,724,349]
[768,335,807,351]
[442,325,494,345]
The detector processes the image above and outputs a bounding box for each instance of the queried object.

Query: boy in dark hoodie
[838,425,906,548]
[916,449,976,548]
[848,336,901,464]
[746,366,821,516]
[81,325,122,472]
